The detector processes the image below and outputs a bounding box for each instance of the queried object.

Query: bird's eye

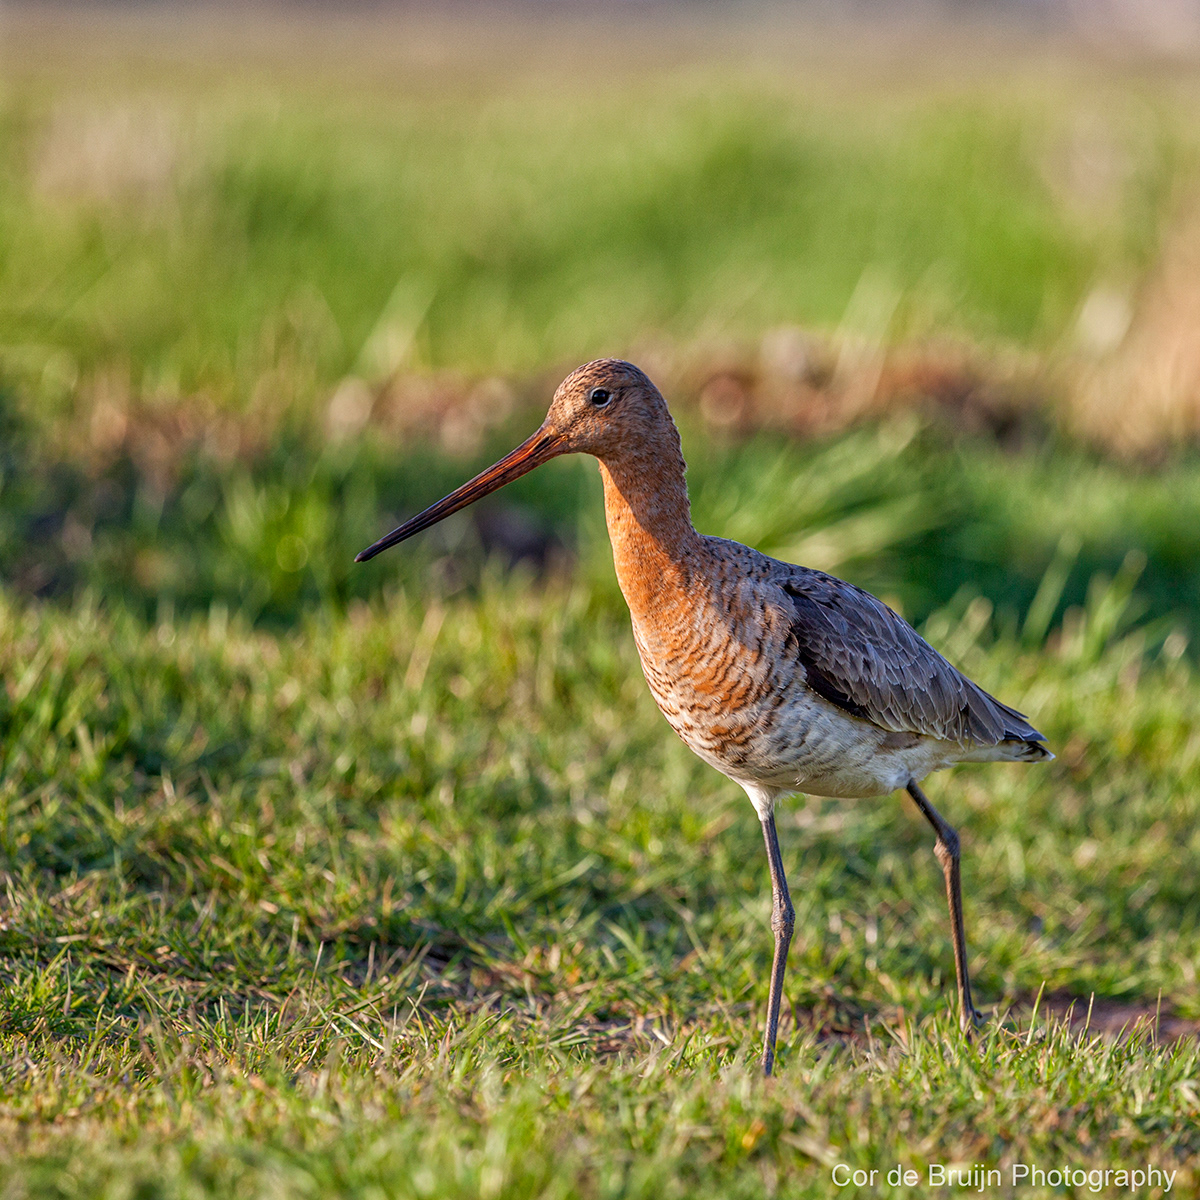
[589,387,613,408]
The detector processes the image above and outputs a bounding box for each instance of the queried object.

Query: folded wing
[780,569,1047,748]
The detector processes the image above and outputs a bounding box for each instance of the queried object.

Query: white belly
[666,687,962,801]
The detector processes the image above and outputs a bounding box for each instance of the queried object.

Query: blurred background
[3,0,1200,643]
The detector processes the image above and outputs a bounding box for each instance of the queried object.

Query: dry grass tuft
[1071,195,1200,453]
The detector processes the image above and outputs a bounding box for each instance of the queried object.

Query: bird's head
[355,358,672,562]
[542,358,670,459]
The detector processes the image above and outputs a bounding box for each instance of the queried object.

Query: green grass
[7,385,1200,645]
[0,43,1183,415]
[2,577,1200,1195]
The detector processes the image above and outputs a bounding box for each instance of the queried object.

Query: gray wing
[780,568,1046,747]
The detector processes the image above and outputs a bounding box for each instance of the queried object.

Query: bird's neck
[597,436,703,621]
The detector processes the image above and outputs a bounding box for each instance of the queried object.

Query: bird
[356,359,1053,1076]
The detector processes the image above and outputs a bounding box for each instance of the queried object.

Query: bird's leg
[760,812,795,1076]
[906,780,982,1032]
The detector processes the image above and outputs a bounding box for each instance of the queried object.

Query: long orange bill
[355,426,564,562]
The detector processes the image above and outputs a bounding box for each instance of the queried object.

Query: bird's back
[626,537,1050,799]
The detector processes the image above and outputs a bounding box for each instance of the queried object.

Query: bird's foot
[761,1038,779,1077]
[960,1005,987,1037]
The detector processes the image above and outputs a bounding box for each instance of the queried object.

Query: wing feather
[779,569,1046,747]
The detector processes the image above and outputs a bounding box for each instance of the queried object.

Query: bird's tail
[1003,738,1055,763]
[956,737,1054,764]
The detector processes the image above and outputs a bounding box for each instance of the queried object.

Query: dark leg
[906,780,982,1032]
[760,812,795,1076]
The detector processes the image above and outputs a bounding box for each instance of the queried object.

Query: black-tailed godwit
[357,359,1052,1076]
